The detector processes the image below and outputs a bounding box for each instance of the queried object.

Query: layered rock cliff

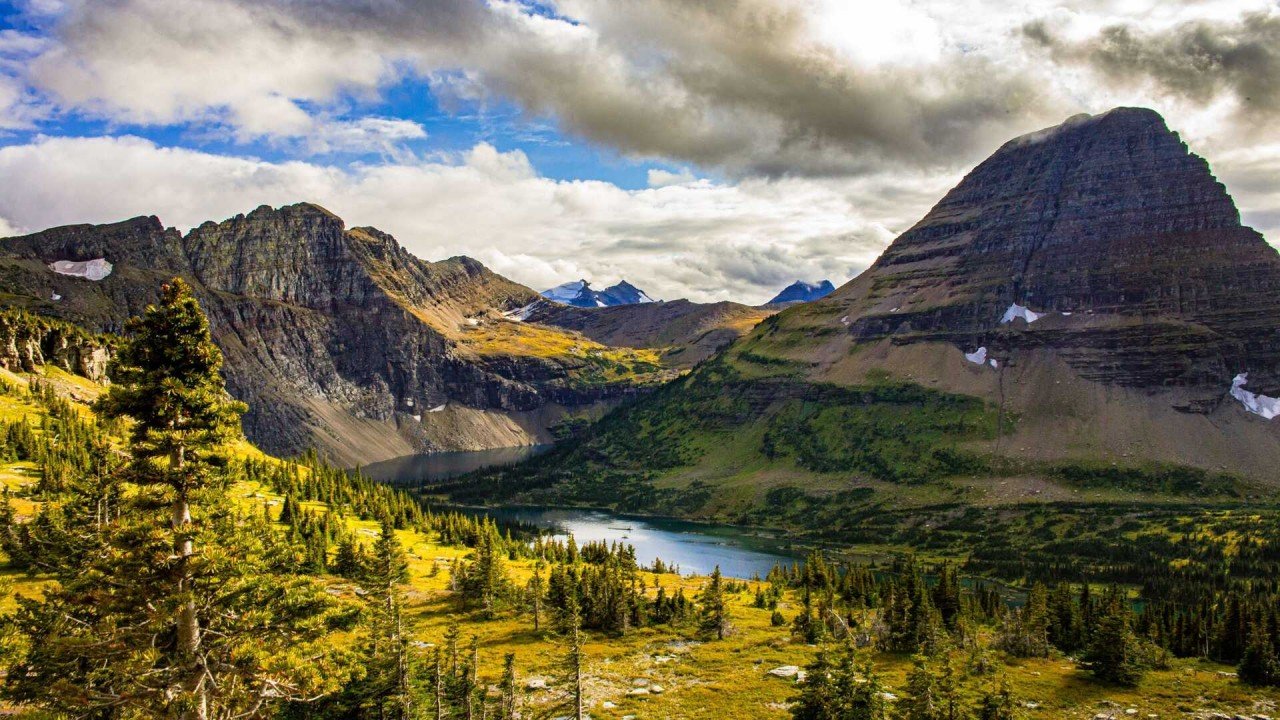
[816,107,1280,395]
[0,310,111,381]
[0,203,666,464]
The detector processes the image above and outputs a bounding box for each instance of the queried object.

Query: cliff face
[0,203,664,464]
[0,311,111,382]
[821,107,1280,395]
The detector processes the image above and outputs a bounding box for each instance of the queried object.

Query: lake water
[365,447,803,579]
[465,506,802,580]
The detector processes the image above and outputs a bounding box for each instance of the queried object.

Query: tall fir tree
[1080,591,1146,686]
[699,565,730,640]
[3,279,353,719]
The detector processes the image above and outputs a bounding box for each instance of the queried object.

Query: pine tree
[901,655,943,720]
[699,565,730,640]
[975,677,1020,720]
[527,559,546,632]
[499,652,519,720]
[3,279,353,719]
[1080,592,1145,686]
[1239,630,1279,686]
[359,516,412,718]
[563,603,587,720]
[791,647,839,720]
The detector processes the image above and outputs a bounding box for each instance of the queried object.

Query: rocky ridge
[0,203,664,464]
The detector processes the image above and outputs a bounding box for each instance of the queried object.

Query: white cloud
[0,135,900,304]
[647,168,698,188]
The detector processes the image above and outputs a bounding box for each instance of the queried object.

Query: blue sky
[0,0,1275,303]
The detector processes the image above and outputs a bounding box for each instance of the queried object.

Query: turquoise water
[466,505,801,579]
[365,447,801,578]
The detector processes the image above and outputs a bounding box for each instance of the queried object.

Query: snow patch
[1001,303,1042,324]
[49,258,112,281]
[989,359,999,368]
[1230,373,1280,420]
[428,403,447,413]
[503,302,540,322]
[839,315,850,326]
[964,347,988,365]
[50,291,61,301]
[411,414,422,422]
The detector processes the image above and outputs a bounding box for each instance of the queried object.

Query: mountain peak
[541,278,654,307]
[817,106,1277,393]
[767,279,835,305]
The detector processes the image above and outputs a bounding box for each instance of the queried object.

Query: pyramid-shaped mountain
[818,107,1280,393]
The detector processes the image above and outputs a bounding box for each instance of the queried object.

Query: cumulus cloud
[0,135,901,303]
[1024,10,1280,123]
[15,0,1068,176]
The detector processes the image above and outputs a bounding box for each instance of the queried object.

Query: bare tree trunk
[573,626,584,720]
[434,649,445,720]
[173,444,207,720]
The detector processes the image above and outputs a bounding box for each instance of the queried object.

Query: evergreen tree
[562,603,586,720]
[499,652,519,720]
[527,559,546,632]
[901,655,943,720]
[1239,630,1279,686]
[975,678,1020,720]
[1080,592,1146,686]
[3,279,352,719]
[996,583,1049,658]
[359,516,412,718]
[699,565,730,640]
[459,523,509,618]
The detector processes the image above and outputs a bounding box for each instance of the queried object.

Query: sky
[0,0,1277,305]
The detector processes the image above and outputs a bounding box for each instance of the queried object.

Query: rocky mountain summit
[0,203,666,464]
[826,108,1279,390]
[766,280,835,305]
[541,279,655,307]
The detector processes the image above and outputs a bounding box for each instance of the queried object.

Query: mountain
[541,279,655,307]
[459,107,1280,526]
[766,279,835,305]
[0,203,670,465]
[524,298,776,367]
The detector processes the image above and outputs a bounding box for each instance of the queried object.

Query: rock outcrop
[0,311,111,381]
[0,203,665,464]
